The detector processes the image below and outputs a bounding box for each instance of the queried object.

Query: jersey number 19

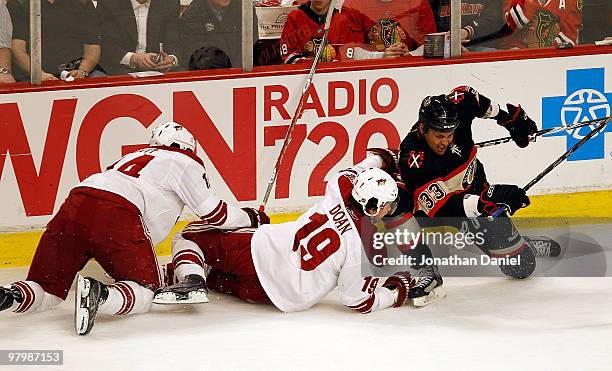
[292,213,341,271]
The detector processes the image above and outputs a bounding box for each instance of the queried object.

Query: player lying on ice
[0,122,269,335]
[153,156,420,314]
[385,86,562,307]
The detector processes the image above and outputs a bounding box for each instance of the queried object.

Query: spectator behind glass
[502,0,582,48]
[343,0,435,46]
[98,0,180,75]
[7,0,104,81]
[340,1,431,60]
[188,46,231,70]
[580,0,610,44]
[279,0,352,64]
[180,0,243,68]
[428,0,506,51]
[0,0,16,83]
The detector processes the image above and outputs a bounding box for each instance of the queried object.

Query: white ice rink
[2,223,612,371]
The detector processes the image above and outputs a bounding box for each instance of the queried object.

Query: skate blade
[153,290,210,305]
[411,286,447,307]
[75,275,90,335]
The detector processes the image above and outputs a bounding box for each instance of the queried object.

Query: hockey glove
[382,272,416,307]
[242,207,271,227]
[367,147,400,179]
[497,104,537,148]
[448,86,481,110]
[478,184,530,216]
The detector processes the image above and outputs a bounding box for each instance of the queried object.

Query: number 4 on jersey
[292,213,341,271]
[116,155,154,178]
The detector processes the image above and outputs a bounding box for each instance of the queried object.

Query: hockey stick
[491,116,612,217]
[475,116,611,148]
[259,3,337,211]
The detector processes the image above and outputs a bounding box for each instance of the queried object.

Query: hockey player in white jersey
[0,122,269,335]
[155,156,417,313]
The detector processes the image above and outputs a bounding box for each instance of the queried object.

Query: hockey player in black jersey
[395,86,560,306]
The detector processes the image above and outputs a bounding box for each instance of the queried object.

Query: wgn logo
[542,68,612,161]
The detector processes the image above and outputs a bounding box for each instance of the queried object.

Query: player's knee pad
[12,281,62,313]
[99,281,154,315]
[499,243,536,279]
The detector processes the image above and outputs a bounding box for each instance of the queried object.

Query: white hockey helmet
[351,168,399,217]
[149,122,196,152]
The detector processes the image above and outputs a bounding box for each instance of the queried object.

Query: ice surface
[1,224,612,371]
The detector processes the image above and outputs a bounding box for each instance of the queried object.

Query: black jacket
[98,0,180,75]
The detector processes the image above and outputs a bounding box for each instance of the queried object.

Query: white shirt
[250,157,398,313]
[0,0,12,49]
[79,147,252,246]
[120,0,178,69]
[120,0,151,67]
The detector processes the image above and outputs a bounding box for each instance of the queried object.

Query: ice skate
[153,274,209,304]
[75,275,108,336]
[524,235,561,258]
[0,286,21,312]
[409,265,446,307]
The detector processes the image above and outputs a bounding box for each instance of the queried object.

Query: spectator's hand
[130,52,159,70]
[383,42,408,58]
[0,73,15,83]
[155,51,176,72]
[42,72,58,81]
[68,70,88,79]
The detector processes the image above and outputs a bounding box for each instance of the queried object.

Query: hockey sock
[98,281,154,315]
[11,281,62,313]
[172,236,207,281]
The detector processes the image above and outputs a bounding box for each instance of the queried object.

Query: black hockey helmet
[418,94,459,132]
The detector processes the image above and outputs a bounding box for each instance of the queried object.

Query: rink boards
[0,51,611,267]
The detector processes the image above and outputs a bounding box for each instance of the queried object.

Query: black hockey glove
[448,86,480,109]
[382,272,416,307]
[242,207,270,228]
[367,147,400,179]
[478,184,530,216]
[497,104,537,148]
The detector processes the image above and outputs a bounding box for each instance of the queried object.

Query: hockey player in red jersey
[0,122,269,335]
[279,0,353,63]
[154,158,419,313]
[503,0,583,48]
[395,87,561,305]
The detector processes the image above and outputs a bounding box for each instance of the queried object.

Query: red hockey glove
[497,104,537,148]
[478,184,530,216]
[382,271,416,307]
[242,207,271,227]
